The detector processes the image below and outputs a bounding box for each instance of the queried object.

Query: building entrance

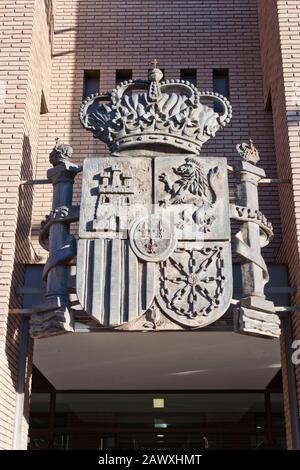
[28,368,285,450]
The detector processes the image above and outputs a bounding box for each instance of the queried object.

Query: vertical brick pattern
[258,0,300,450]
[0,0,53,449]
[32,0,281,264]
[0,0,294,449]
[278,0,300,450]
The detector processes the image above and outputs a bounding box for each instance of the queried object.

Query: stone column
[236,160,267,298]
[233,141,280,338]
[30,144,78,338]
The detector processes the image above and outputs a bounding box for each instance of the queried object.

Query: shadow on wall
[44,0,54,48]
[6,133,35,443]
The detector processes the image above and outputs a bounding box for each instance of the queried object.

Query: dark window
[116,69,132,85]
[28,388,286,450]
[180,69,197,86]
[83,70,100,98]
[213,69,229,112]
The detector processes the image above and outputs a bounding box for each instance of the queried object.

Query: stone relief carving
[236,139,260,165]
[143,305,163,330]
[158,158,218,206]
[230,204,273,251]
[49,139,74,166]
[129,214,177,263]
[79,158,152,239]
[80,66,232,156]
[155,156,230,241]
[76,238,156,326]
[157,242,231,328]
[232,140,280,338]
[158,157,218,234]
[160,246,225,316]
[30,142,79,339]
[32,67,280,339]
[76,154,232,329]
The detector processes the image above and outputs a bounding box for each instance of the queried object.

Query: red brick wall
[0,0,53,449]
[277,0,300,450]
[258,0,300,450]
[32,0,281,265]
[0,0,295,449]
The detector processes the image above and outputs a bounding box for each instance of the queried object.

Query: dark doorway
[28,367,285,450]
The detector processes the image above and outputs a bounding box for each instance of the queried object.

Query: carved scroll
[232,141,280,339]
[30,144,79,338]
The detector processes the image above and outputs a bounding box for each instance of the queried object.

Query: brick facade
[0,0,300,449]
[32,0,281,263]
[258,0,300,449]
[0,0,53,449]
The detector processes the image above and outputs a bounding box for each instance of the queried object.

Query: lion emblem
[159,158,218,207]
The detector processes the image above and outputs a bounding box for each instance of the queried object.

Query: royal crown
[79,64,232,155]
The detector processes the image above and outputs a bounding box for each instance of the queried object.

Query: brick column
[258,0,300,449]
[0,0,53,449]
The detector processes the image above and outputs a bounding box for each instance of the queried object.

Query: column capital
[47,161,79,185]
[234,160,266,180]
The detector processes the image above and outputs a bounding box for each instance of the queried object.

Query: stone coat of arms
[30,65,280,338]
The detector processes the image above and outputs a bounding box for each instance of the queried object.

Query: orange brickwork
[32,0,281,263]
[258,0,300,450]
[1,0,300,449]
[0,0,53,449]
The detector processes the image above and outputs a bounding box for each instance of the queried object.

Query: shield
[76,155,232,328]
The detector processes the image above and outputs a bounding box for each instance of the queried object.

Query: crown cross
[151,59,159,68]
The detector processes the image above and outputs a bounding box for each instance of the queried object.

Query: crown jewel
[236,139,260,165]
[79,65,232,155]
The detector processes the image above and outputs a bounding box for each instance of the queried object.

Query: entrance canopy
[34,331,280,390]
